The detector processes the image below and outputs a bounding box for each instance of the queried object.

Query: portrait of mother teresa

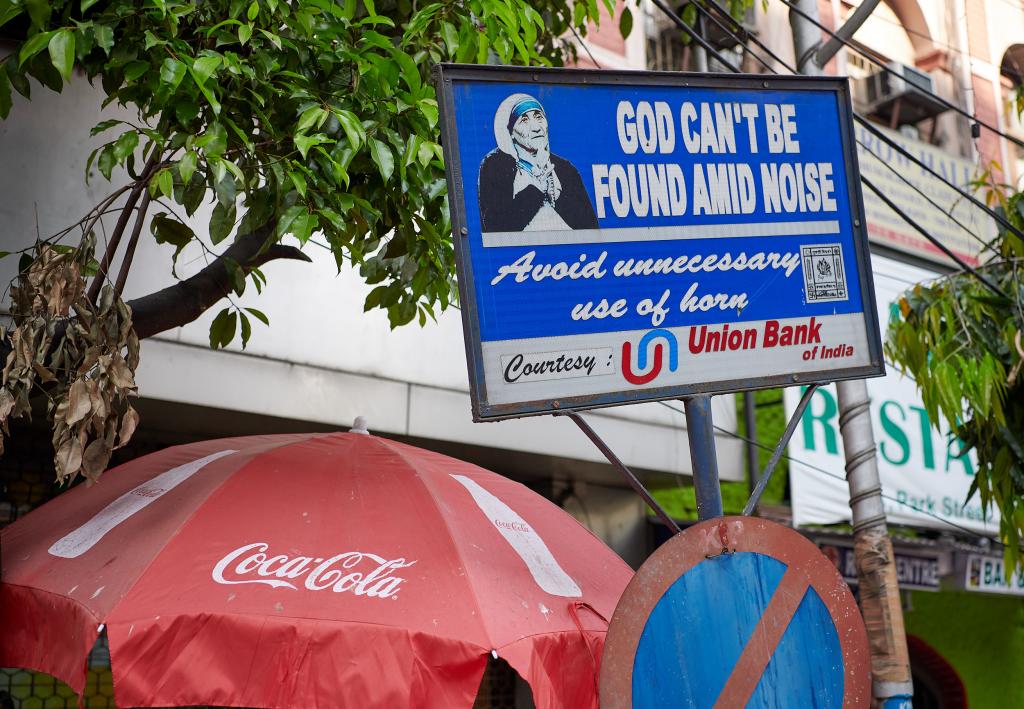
[478,93,599,233]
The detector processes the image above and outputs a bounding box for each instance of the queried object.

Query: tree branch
[113,190,152,299]
[127,223,311,339]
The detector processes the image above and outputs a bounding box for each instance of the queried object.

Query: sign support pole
[787,6,914,706]
[683,396,723,520]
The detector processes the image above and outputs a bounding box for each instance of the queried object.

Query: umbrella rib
[368,437,495,650]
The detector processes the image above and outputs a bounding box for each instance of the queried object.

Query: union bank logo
[621,329,679,385]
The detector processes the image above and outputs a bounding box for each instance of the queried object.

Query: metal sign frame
[435,64,884,422]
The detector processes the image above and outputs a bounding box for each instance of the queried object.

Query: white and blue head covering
[493,93,547,157]
[506,96,545,133]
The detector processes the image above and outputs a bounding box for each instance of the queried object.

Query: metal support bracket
[564,412,682,534]
[743,384,820,516]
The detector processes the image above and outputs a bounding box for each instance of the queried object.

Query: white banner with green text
[786,255,999,535]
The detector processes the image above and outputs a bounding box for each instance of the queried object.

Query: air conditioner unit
[857,62,948,125]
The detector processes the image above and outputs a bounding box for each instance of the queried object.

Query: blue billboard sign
[436,66,883,420]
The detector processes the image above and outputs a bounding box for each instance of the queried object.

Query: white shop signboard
[855,123,990,267]
[786,255,999,536]
[961,554,1024,596]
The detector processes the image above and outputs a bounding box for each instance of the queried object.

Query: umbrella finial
[350,416,370,435]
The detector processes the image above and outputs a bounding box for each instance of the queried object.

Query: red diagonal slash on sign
[712,567,810,708]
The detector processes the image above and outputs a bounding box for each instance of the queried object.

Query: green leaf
[151,167,174,199]
[239,311,252,347]
[289,170,307,197]
[238,23,253,44]
[97,145,115,180]
[619,7,633,38]
[417,140,435,168]
[151,213,196,253]
[390,48,421,94]
[259,29,281,49]
[0,64,11,119]
[48,30,74,82]
[160,58,186,90]
[297,105,327,133]
[247,0,260,20]
[182,173,207,216]
[209,308,237,349]
[245,307,269,326]
[113,130,139,161]
[196,123,227,157]
[93,23,114,54]
[0,0,24,29]
[294,132,329,159]
[440,21,459,56]
[191,55,221,86]
[124,61,149,82]
[335,109,365,150]
[369,138,394,182]
[81,0,103,11]
[210,201,236,244]
[177,151,198,184]
[418,99,438,129]
[19,31,55,68]
[24,0,49,28]
[277,204,317,243]
[175,99,200,124]
[277,204,306,238]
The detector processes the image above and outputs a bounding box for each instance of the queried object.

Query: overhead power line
[776,0,1024,151]
[692,0,1019,253]
[860,175,1009,297]
[853,116,1024,244]
[643,0,1019,552]
[658,0,1019,293]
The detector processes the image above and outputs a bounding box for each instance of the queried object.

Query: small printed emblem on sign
[802,244,848,303]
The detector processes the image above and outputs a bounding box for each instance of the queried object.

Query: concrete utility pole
[787,2,914,706]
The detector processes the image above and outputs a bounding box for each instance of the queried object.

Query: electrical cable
[689,3,776,73]
[649,0,743,73]
[682,0,1020,241]
[696,0,799,73]
[697,0,1009,259]
[695,0,1024,250]
[644,2,1018,550]
[854,115,1024,244]
[777,0,1024,151]
[657,401,1011,548]
[661,0,1019,291]
[861,175,1010,297]
[855,137,996,255]
[567,22,602,69]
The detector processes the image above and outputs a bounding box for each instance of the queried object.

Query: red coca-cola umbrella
[0,428,632,709]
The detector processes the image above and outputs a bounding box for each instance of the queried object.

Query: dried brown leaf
[82,438,113,481]
[107,355,136,390]
[55,434,83,481]
[126,332,140,370]
[31,361,56,382]
[117,405,139,449]
[0,388,15,420]
[65,378,92,425]
[86,379,107,421]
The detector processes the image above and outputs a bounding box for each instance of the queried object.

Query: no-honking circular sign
[600,516,871,708]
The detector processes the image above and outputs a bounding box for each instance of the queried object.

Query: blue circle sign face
[600,517,871,708]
